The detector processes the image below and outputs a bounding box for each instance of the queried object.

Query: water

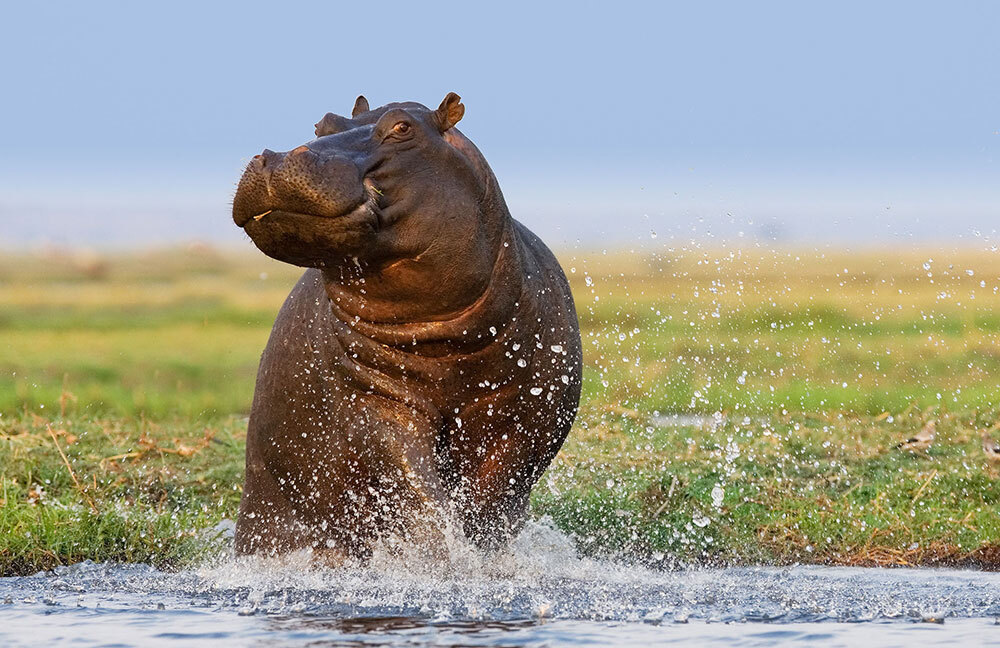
[2,523,998,647]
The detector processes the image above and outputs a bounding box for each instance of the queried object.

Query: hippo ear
[434,92,465,132]
[352,95,370,118]
[315,112,347,137]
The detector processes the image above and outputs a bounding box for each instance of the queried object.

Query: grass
[1,243,999,574]
[536,406,1000,568]
[0,415,244,574]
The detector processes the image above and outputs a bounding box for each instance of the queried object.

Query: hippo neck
[323,220,523,353]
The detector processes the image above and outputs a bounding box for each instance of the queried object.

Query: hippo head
[233,93,506,276]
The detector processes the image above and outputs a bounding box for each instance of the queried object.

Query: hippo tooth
[253,210,273,221]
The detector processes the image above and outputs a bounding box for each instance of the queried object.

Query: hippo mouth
[236,200,369,229]
[235,182,384,229]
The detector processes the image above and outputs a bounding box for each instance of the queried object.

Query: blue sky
[1,1,997,247]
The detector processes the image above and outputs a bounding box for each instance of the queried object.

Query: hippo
[231,93,582,561]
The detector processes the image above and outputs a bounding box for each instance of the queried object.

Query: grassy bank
[2,244,999,574]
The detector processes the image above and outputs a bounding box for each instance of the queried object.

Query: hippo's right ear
[315,112,351,137]
[352,95,370,118]
[434,92,465,132]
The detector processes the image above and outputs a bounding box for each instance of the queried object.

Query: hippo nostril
[290,145,310,156]
[258,149,281,169]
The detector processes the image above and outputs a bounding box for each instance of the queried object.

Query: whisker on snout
[363,179,385,230]
[364,178,383,198]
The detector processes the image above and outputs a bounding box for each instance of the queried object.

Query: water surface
[2,523,998,647]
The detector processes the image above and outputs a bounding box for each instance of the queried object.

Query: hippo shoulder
[512,220,571,286]
[253,269,335,389]
[274,269,330,329]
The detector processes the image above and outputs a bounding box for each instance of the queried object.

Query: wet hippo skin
[231,93,582,560]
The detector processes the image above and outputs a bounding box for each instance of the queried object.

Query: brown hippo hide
[231,93,581,560]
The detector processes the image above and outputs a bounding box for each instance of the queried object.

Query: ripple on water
[1,521,999,646]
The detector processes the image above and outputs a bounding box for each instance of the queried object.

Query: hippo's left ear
[434,92,465,132]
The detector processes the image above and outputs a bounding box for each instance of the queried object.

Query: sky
[0,1,997,249]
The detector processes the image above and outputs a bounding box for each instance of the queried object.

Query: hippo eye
[392,122,411,135]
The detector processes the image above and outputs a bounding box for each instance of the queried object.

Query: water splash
[8,520,1000,622]
[3,520,1000,645]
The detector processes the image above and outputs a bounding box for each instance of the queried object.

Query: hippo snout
[232,145,367,227]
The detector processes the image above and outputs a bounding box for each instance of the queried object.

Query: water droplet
[711,485,724,508]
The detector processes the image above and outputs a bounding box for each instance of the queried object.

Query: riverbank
[2,406,998,575]
[2,245,999,574]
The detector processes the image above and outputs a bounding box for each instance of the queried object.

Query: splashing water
[1,520,999,646]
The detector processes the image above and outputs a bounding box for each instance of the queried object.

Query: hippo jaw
[239,207,379,268]
[235,172,386,268]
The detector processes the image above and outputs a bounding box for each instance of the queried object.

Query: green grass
[1,244,999,574]
[535,406,1000,567]
[0,416,245,574]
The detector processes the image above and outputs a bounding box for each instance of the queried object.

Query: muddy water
[1,523,998,647]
